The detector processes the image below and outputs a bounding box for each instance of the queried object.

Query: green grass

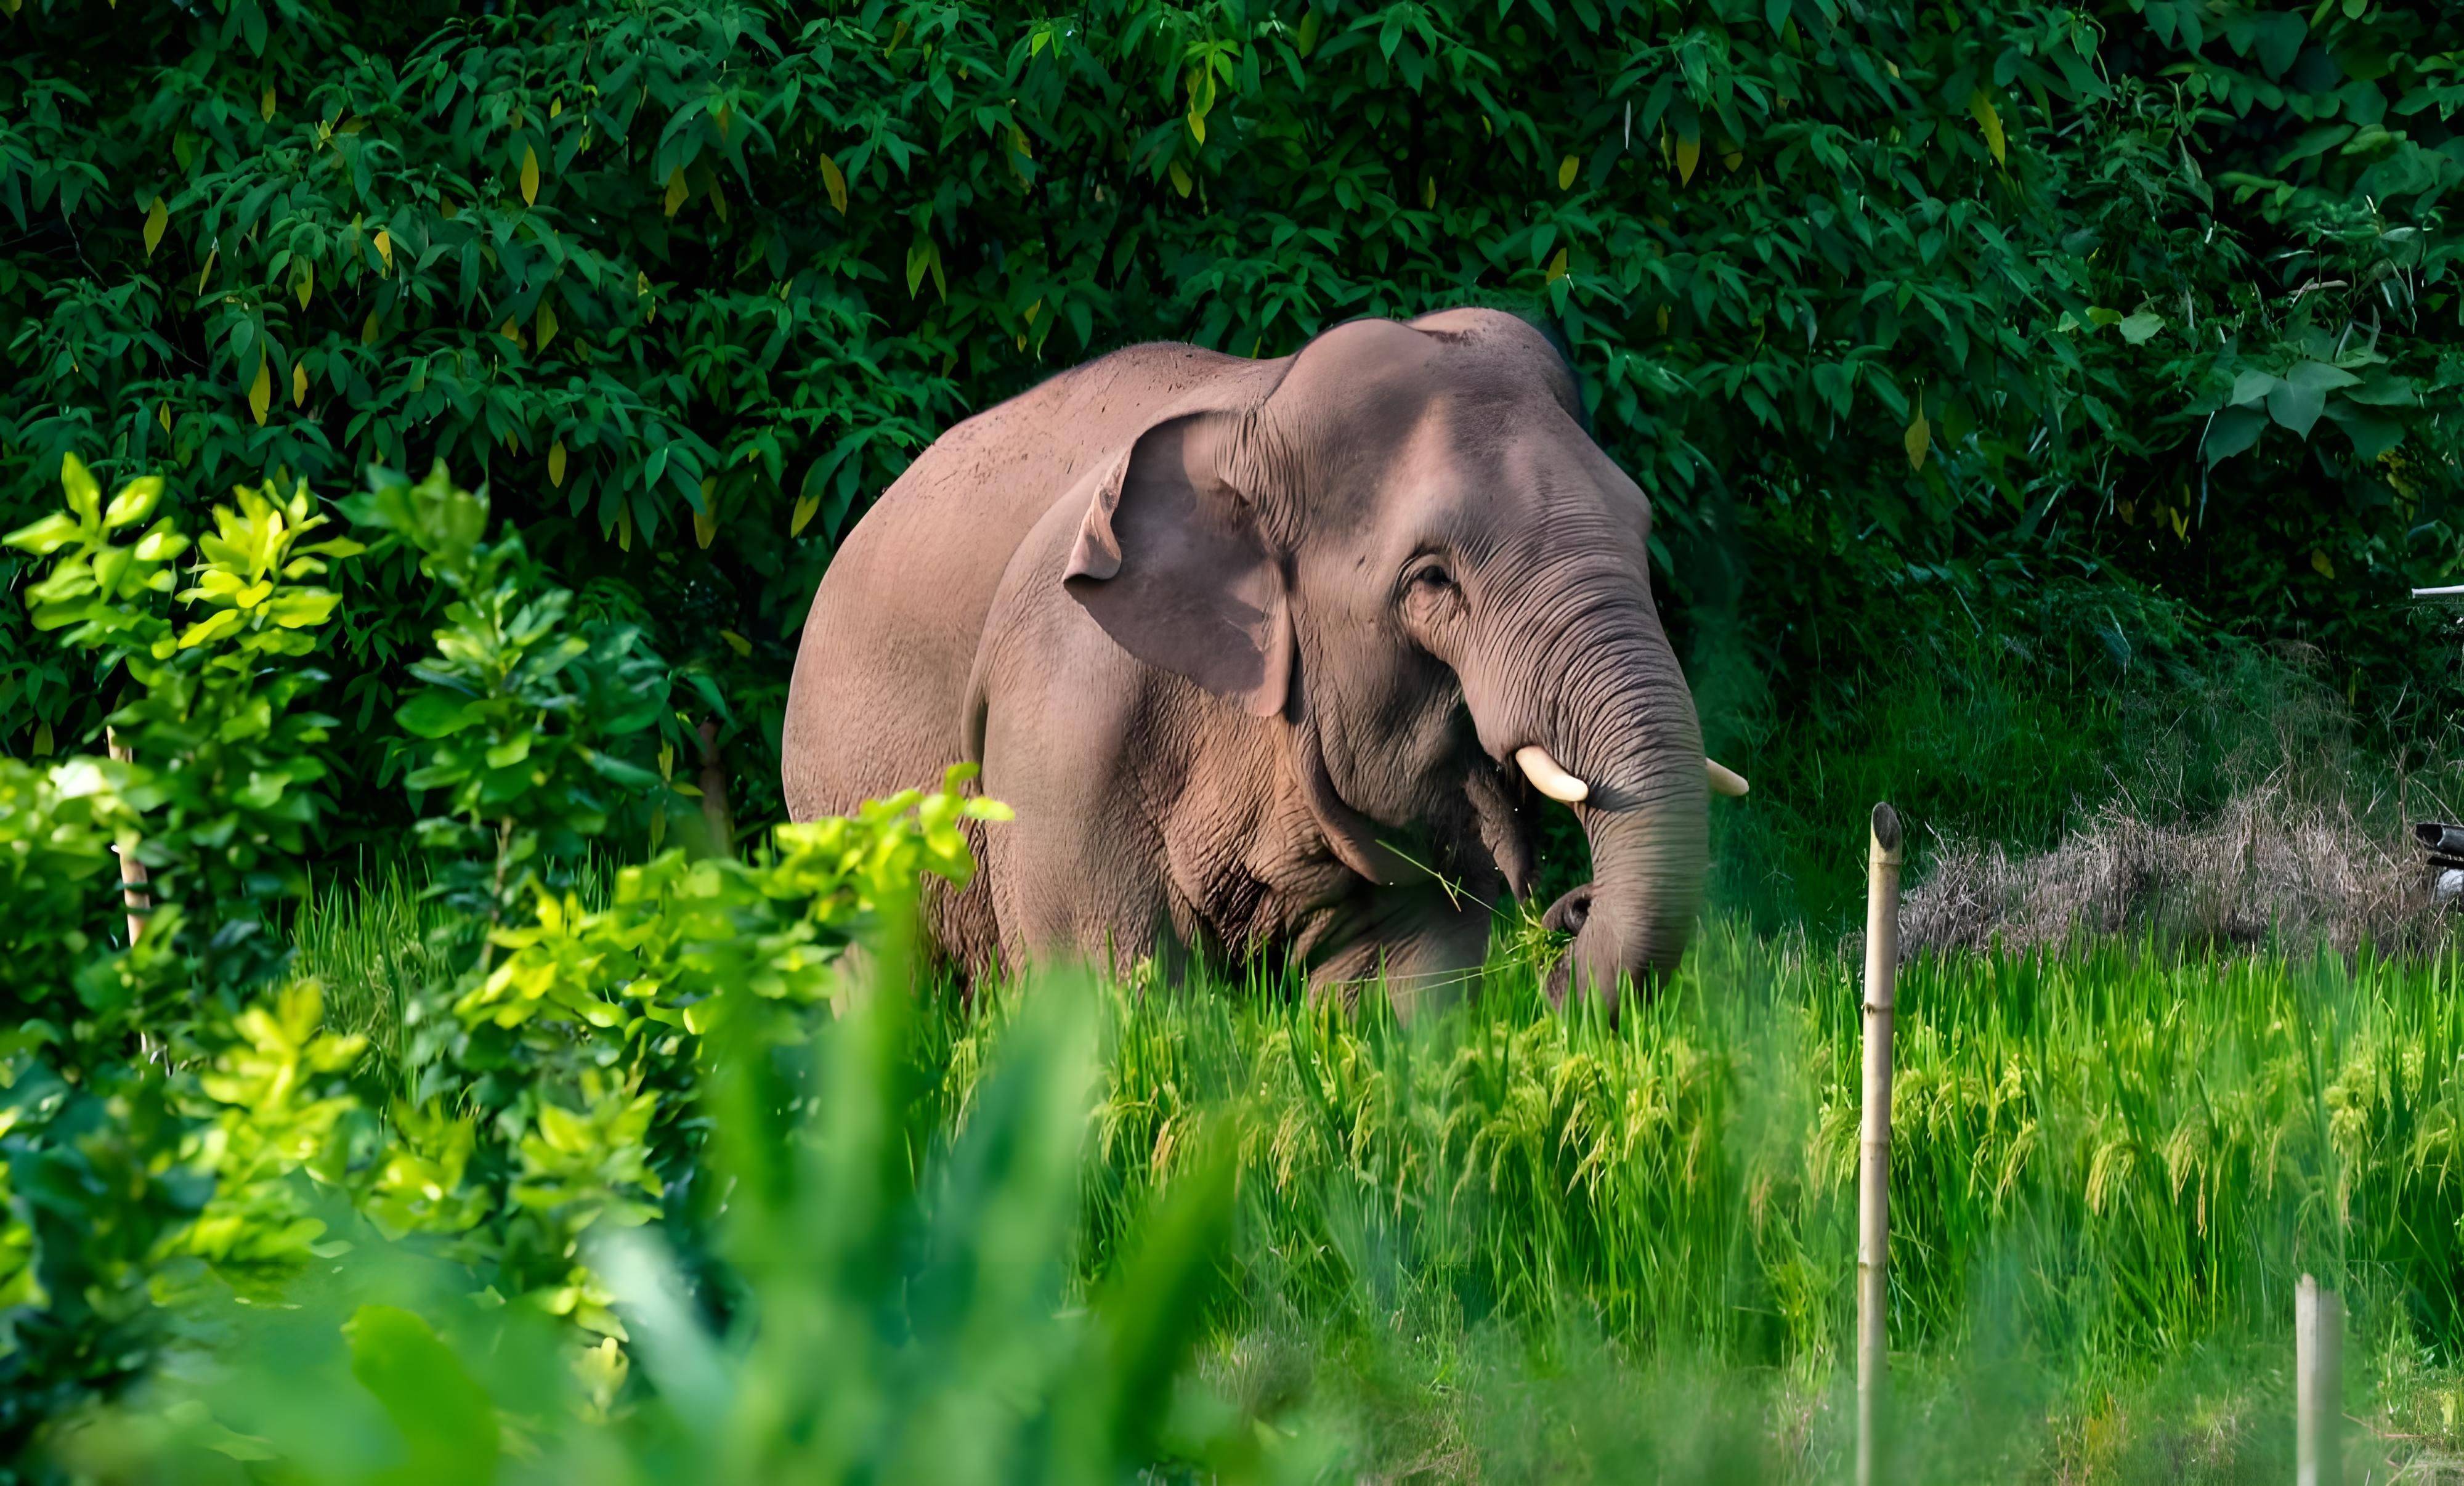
[293,890,2464,1480]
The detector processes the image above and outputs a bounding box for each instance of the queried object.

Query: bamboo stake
[1857,802,1903,1486]
[105,726,150,945]
[2296,1272,2343,1486]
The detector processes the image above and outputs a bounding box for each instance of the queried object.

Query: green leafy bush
[0,458,1020,1476]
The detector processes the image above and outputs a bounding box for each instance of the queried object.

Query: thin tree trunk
[697,719,735,858]
[105,726,150,946]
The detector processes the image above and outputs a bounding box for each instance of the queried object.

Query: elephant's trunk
[1469,576,1708,1012]
[1545,779,1707,1009]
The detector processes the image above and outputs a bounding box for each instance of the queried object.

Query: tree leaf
[2118,312,2163,345]
[665,166,688,217]
[1969,90,2006,164]
[1546,246,1569,282]
[2266,361,2357,439]
[292,361,309,407]
[1904,408,1931,471]
[61,453,100,522]
[2229,370,2277,407]
[819,154,848,214]
[537,299,559,351]
[143,196,167,258]
[1676,132,1700,184]
[549,440,569,488]
[249,355,271,427]
[397,693,476,739]
[521,145,540,206]
[105,476,163,529]
[2204,405,2266,464]
[791,493,820,536]
[1558,153,1578,189]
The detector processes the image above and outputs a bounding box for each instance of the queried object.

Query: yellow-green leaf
[819,153,848,214]
[31,723,52,757]
[143,196,167,258]
[1557,154,1578,190]
[693,510,716,549]
[791,493,820,536]
[1904,408,1931,471]
[294,261,312,311]
[197,246,218,294]
[62,455,100,519]
[291,360,309,407]
[373,229,392,272]
[1546,247,1569,282]
[521,145,540,205]
[1969,89,2006,165]
[361,311,381,346]
[500,319,522,347]
[663,166,687,217]
[549,440,569,488]
[179,607,245,650]
[537,299,559,351]
[105,476,163,529]
[259,84,275,122]
[2312,548,2334,579]
[1296,8,1319,55]
[158,401,172,432]
[1423,176,1435,209]
[248,355,271,426]
[1169,161,1193,198]
[719,630,752,657]
[1189,110,1206,145]
[1676,132,1701,184]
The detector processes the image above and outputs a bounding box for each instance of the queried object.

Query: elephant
[782,307,1743,1017]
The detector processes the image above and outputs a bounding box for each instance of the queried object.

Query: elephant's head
[1061,308,1735,1010]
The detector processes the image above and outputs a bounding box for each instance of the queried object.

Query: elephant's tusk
[1515,745,1590,804]
[1706,758,1750,797]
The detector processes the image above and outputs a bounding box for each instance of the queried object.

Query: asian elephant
[781,307,1743,1017]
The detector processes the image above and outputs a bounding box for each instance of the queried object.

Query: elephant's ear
[1062,412,1292,719]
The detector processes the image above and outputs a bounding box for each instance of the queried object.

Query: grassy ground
[296,882,2464,1481]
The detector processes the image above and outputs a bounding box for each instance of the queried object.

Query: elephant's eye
[1408,561,1455,592]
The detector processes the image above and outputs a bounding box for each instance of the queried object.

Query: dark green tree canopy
[4,0,2459,827]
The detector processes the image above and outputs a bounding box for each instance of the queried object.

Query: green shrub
[0,458,1023,1476]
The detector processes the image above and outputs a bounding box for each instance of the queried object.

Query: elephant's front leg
[1301,882,1494,1022]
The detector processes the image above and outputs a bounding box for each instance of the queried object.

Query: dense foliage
[0,461,1032,1477]
[3,0,2459,860]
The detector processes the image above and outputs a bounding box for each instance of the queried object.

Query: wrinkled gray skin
[783,308,1708,1017]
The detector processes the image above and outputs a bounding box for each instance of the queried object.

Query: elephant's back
[783,341,1278,820]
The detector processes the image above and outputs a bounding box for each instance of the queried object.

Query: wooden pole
[2296,1272,2343,1486]
[1857,802,1903,1486]
[105,726,150,945]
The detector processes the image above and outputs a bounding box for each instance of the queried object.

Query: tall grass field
[285,887,2464,1482]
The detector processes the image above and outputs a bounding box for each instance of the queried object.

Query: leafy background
[3,0,2461,911]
